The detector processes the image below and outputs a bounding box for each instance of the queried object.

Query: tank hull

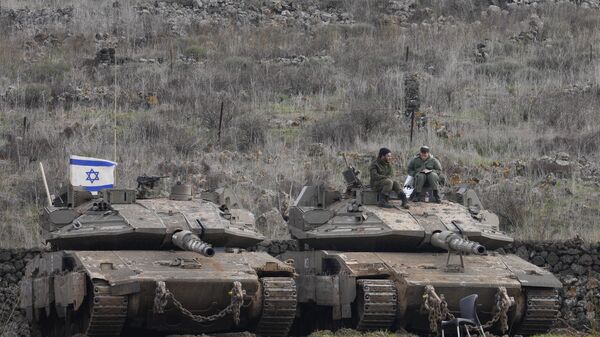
[281,250,561,335]
[21,250,297,337]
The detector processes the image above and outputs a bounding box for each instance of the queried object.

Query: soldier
[369,148,409,209]
[407,146,442,203]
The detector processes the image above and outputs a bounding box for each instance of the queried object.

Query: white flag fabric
[403,175,414,198]
[69,155,117,192]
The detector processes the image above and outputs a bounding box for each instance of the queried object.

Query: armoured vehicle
[281,166,561,336]
[20,176,297,337]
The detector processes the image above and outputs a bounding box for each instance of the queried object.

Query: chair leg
[456,325,461,337]
[478,326,486,337]
[441,329,445,337]
[465,326,471,337]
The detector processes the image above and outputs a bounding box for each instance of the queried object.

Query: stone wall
[0,249,39,337]
[504,237,600,331]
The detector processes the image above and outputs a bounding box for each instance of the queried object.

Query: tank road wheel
[355,279,397,331]
[514,287,560,336]
[255,277,297,337]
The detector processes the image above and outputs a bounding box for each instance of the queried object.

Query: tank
[20,176,297,337]
[280,166,561,336]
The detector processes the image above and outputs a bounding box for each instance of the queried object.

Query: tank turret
[21,175,297,337]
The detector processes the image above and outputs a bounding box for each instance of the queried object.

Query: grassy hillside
[0,0,599,247]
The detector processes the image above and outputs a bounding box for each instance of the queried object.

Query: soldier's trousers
[414,172,439,193]
[373,179,407,200]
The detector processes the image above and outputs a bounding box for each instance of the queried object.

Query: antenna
[113,52,118,163]
[39,162,52,207]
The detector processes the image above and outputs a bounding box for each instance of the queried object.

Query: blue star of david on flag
[69,155,117,193]
[85,169,100,184]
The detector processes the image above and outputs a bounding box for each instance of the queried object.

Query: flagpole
[113,49,118,186]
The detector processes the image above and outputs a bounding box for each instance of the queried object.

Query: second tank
[281,166,561,336]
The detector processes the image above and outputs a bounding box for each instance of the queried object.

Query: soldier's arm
[369,163,384,181]
[432,158,442,175]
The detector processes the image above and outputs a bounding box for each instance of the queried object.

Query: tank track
[355,279,397,331]
[85,281,128,337]
[255,277,297,337]
[514,287,560,336]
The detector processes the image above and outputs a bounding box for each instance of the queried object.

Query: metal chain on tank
[476,286,515,333]
[153,281,245,324]
[421,285,454,333]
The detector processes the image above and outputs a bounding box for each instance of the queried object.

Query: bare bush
[0,0,599,247]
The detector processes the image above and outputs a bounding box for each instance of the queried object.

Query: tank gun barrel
[172,230,215,257]
[430,231,486,255]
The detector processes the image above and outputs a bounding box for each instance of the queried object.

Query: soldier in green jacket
[369,148,409,209]
[407,146,442,203]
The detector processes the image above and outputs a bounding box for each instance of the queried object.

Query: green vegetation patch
[308,329,417,337]
[25,60,70,82]
[184,45,209,61]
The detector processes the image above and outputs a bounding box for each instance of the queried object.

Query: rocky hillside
[0,0,599,248]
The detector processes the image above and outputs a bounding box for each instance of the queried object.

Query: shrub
[475,60,521,81]
[14,84,51,108]
[169,125,203,156]
[227,112,269,151]
[184,45,208,61]
[24,60,70,82]
[308,108,393,145]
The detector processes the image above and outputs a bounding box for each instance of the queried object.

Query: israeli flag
[69,155,117,192]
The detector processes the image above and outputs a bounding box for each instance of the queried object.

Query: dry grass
[0,0,599,247]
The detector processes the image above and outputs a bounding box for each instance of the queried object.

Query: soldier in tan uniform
[369,148,409,209]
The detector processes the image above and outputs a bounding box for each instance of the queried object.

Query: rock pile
[95,47,116,65]
[403,73,420,118]
[0,7,73,31]
[134,0,355,35]
[260,55,334,66]
[0,249,40,337]
[510,13,544,43]
[508,0,600,9]
[529,152,577,178]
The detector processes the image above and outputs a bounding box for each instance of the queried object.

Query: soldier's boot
[433,190,442,203]
[400,193,410,209]
[411,192,420,202]
[378,192,393,208]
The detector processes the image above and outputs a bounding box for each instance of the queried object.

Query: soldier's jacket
[369,158,394,186]
[407,155,442,177]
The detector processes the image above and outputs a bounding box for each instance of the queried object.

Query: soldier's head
[419,146,430,160]
[378,147,392,162]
